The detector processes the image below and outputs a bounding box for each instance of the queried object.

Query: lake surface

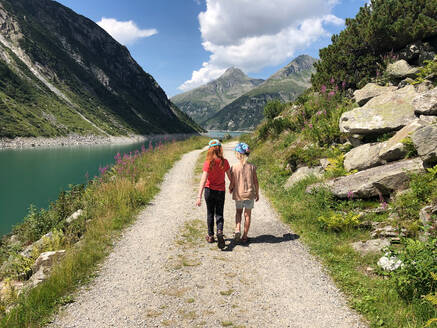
[0,131,246,236]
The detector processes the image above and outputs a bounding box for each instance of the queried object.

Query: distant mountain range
[171,67,264,124]
[173,55,317,131]
[0,0,203,139]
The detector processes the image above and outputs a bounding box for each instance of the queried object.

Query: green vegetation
[0,136,207,327]
[412,56,437,86]
[312,0,437,90]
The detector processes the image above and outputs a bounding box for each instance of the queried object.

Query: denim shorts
[235,199,254,209]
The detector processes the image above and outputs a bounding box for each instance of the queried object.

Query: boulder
[419,115,437,124]
[339,85,418,135]
[351,238,390,256]
[28,250,65,288]
[66,209,83,224]
[344,143,384,172]
[347,134,363,148]
[306,158,424,199]
[284,166,323,189]
[413,87,437,115]
[371,225,406,238]
[415,80,434,93]
[411,125,437,166]
[386,60,419,81]
[377,253,402,271]
[379,119,429,161]
[353,83,397,106]
[20,231,54,258]
[319,159,330,170]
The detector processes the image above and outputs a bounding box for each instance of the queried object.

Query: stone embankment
[0,133,196,150]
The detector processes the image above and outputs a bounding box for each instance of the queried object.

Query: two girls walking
[196,139,259,249]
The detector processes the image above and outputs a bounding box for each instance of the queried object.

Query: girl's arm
[196,171,208,206]
[226,169,233,193]
[253,167,259,201]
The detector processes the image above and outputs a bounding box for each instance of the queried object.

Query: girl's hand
[196,197,201,207]
[256,194,259,202]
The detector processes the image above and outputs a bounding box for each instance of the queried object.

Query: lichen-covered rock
[284,166,323,189]
[413,87,437,115]
[411,125,437,166]
[379,119,429,161]
[340,85,417,135]
[66,209,83,224]
[344,143,384,172]
[353,83,397,106]
[28,250,65,288]
[386,60,419,81]
[351,239,390,256]
[306,158,424,199]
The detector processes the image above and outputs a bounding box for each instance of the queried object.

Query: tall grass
[0,136,207,328]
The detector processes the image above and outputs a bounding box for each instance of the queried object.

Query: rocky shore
[0,133,197,150]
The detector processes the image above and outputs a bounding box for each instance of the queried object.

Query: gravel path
[49,142,367,328]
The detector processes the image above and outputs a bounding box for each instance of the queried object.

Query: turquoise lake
[0,131,246,236]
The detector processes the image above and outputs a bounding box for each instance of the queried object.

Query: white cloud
[179,0,343,91]
[97,18,157,45]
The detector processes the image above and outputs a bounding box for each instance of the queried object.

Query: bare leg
[235,208,243,232]
[242,208,252,239]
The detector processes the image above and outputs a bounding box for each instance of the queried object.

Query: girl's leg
[204,188,215,237]
[215,190,225,234]
[235,208,243,232]
[242,208,252,239]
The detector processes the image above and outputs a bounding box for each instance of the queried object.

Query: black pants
[204,187,225,236]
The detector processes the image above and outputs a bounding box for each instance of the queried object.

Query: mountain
[171,67,264,125]
[0,0,203,139]
[204,55,317,131]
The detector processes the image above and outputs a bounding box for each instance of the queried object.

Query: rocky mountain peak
[269,55,317,80]
[220,67,247,80]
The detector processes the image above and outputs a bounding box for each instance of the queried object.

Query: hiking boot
[217,231,225,249]
[205,235,215,243]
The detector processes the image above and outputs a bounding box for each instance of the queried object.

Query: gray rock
[307,158,424,199]
[419,115,437,124]
[28,250,66,288]
[284,166,323,189]
[351,239,390,256]
[344,143,384,172]
[397,78,415,89]
[415,80,434,93]
[419,205,437,226]
[377,253,402,271]
[399,42,436,65]
[386,60,419,81]
[379,119,429,161]
[66,209,83,224]
[347,134,363,148]
[411,125,437,166]
[353,83,397,106]
[20,231,54,258]
[413,87,437,115]
[371,225,406,238]
[320,158,330,170]
[340,85,418,135]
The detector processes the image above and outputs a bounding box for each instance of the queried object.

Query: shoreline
[0,133,198,150]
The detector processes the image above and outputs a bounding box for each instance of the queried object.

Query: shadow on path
[223,233,299,252]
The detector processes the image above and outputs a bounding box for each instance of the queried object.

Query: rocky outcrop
[413,87,437,115]
[344,143,384,172]
[353,83,397,106]
[351,239,390,256]
[386,60,419,82]
[307,158,424,198]
[28,250,65,288]
[340,85,417,135]
[411,124,437,166]
[284,166,324,189]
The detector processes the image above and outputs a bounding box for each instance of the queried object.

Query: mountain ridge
[171,67,264,124]
[0,0,203,138]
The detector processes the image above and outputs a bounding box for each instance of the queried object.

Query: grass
[243,135,436,328]
[0,136,208,328]
[219,289,234,296]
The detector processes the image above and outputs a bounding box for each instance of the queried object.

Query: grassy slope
[0,136,208,328]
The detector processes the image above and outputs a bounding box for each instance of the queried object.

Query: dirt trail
[49,142,367,328]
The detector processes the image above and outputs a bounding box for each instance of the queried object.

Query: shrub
[312,0,437,90]
[264,100,285,120]
[412,56,437,86]
[318,211,361,232]
[390,238,437,301]
[401,137,418,158]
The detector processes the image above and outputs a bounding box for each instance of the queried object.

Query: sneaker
[234,231,241,243]
[205,235,215,243]
[217,231,225,249]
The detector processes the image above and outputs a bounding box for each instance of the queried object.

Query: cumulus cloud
[179,0,343,91]
[97,18,157,45]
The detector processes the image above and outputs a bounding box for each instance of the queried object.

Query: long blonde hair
[235,151,248,165]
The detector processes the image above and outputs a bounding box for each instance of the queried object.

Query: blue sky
[56,0,368,98]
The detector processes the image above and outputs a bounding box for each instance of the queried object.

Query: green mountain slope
[204,55,316,131]
[171,67,264,125]
[0,0,203,138]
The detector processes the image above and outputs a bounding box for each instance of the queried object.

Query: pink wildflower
[321,85,327,93]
